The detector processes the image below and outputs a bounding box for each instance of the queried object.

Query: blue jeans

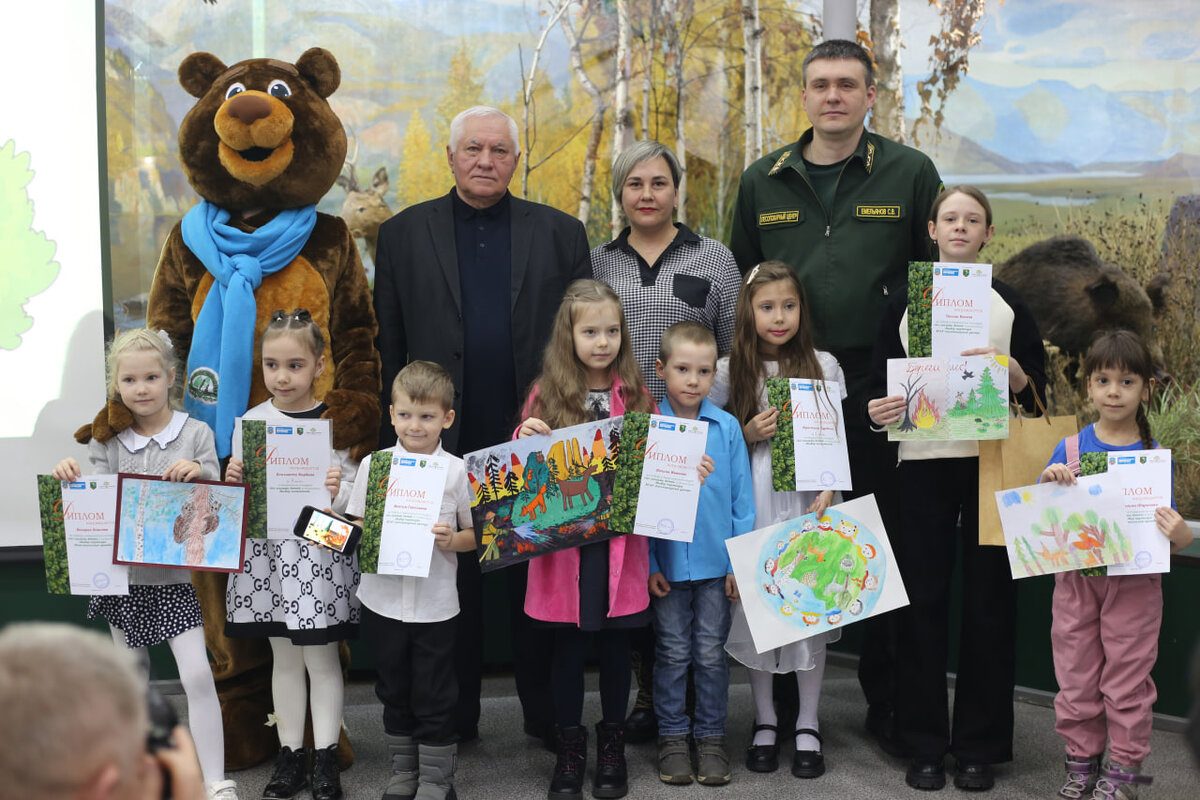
[651,577,732,738]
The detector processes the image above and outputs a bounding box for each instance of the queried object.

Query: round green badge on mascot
[77,47,381,772]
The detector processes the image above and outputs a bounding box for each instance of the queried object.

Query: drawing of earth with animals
[755,508,886,632]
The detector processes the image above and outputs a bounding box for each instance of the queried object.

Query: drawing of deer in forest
[173,484,222,566]
[557,462,598,511]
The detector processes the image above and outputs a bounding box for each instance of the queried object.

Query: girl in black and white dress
[224,310,359,800]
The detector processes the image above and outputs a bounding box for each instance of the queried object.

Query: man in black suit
[373,106,590,745]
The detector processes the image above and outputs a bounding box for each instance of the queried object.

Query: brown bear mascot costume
[77,47,380,785]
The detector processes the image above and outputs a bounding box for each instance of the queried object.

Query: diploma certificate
[254,420,333,539]
[784,378,851,491]
[38,474,129,595]
[1104,450,1172,576]
[375,454,451,577]
[631,415,708,542]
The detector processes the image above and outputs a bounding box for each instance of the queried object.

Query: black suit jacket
[374,189,591,453]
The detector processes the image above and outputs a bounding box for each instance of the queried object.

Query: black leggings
[551,627,632,728]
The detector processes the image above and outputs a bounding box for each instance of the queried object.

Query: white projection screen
[1,2,107,547]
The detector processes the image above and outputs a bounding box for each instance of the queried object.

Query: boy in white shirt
[347,361,475,800]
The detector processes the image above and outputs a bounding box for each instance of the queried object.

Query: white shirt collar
[116,410,189,452]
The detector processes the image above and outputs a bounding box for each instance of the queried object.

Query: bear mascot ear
[295,47,341,99]
[178,52,228,99]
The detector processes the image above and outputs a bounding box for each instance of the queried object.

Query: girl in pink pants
[1039,331,1192,800]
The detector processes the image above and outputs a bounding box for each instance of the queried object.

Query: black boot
[548,725,587,798]
[262,746,308,799]
[310,744,343,800]
[593,723,628,799]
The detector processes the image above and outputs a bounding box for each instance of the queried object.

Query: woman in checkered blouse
[590,139,742,744]
[591,140,740,404]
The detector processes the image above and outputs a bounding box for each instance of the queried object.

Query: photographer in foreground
[0,622,206,800]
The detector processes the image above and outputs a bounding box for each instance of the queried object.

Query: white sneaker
[208,779,240,800]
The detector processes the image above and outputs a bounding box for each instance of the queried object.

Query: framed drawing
[113,475,248,573]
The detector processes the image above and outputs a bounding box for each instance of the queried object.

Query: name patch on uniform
[758,209,801,226]
[855,204,901,220]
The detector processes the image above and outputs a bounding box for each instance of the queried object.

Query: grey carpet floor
[202,662,1200,800]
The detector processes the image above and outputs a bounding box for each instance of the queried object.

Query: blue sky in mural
[898,0,1200,167]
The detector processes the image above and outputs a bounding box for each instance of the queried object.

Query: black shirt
[452,189,518,455]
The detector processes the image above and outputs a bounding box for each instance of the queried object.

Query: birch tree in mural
[559,3,609,227]
[742,0,763,166]
[663,0,688,225]
[912,0,988,144]
[612,0,634,237]
[521,0,574,198]
[869,0,905,142]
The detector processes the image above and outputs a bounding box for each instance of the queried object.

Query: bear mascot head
[76,48,380,773]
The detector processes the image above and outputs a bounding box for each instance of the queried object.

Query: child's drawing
[726,495,909,653]
[467,417,623,572]
[114,476,247,572]
[995,472,1132,579]
[888,355,1008,441]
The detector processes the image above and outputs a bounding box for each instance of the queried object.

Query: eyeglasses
[269,309,313,324]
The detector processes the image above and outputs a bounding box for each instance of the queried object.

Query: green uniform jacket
[729,128,943,355]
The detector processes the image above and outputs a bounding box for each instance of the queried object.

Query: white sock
[303,642,344,749]
[269,637,308,749]
[748,668,777,746]
[794,649,826,752]
[168,626,226,786]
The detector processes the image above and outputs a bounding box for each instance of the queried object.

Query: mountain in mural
[905,76,1200,168]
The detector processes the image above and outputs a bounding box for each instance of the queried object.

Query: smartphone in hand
[293,505,362,555]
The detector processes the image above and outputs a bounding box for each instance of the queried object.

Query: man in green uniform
[728,37,942,763]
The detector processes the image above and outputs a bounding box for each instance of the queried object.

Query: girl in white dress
[709,261,846,780]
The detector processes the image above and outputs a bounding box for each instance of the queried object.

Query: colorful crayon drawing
[726,495,909,653]
[995,472,1132,579]
[114,476,247,573]
[467,417,623,572]
[888,355,1009,441]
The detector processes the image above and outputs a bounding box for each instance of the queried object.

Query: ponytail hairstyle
[261,308,325,360]
[1083,329,1156,448]
[728,261,836,430]
[106,328,180,409]
[526,279,653,429]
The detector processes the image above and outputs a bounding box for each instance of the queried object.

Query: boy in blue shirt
[648,321,755,786]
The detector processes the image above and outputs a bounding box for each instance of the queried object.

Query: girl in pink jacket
[515,279,656,799]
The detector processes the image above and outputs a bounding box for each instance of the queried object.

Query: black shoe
[791,728,825,779]
[262,746,308,799]
[311,744,343,800]
[623,708,656,745]
[744,723,779,773]
[456,725,479,745]
[593,722,628,799]
[548,725,587,798]
[865,704,907,758]
[906,757,947,791]
[953,760,994,791]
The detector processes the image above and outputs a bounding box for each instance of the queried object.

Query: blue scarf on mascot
[181,200,317,457]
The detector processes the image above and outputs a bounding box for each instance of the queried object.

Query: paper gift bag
[978,392,1078,546]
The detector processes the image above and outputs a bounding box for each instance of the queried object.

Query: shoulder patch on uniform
[767,150,792,176]
[758,209,801,226]
[865,141,876,173]
[855,204,901,219]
